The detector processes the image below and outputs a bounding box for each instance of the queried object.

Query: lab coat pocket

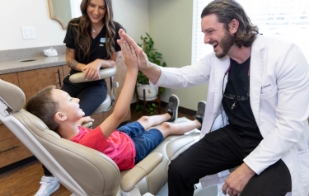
[297,149,309,188]
[260,84,278,100]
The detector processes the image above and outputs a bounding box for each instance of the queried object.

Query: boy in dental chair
[25,39,205,171]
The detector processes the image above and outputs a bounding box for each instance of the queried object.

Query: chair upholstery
[0,79,200,196]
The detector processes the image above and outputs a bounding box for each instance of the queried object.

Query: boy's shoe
[34,176,60,196]
[166,94,179,122]
[194,101,206,130]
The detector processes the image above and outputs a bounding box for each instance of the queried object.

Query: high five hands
[117,37,138,72]
[117,29,150,71]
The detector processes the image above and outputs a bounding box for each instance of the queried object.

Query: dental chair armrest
[120,152,163,192]
[69,66,117,83]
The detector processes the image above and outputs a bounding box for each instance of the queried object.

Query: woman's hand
[82,59,102,80]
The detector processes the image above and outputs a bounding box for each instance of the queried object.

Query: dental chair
[0,78,200,196]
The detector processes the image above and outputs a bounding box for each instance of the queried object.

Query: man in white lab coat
[118,0,309,195]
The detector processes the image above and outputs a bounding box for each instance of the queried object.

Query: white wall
[148,0,208,110]
[0,0,149,51]
[114,0,149,42]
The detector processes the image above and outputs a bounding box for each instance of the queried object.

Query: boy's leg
[156,120,200,138]
[137,94,180,130]
[132,128,164,164]
[156,100,206,138]
[136,114,170,130]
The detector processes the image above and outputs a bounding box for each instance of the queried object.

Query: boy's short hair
[25,85,59,131]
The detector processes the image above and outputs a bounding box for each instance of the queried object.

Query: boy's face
[51,89,85,122]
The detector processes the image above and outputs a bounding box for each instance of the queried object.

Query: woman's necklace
[91,25,103,34]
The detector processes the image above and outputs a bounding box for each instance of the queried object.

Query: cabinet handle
[57,69,62,87]
[0,145,18,153]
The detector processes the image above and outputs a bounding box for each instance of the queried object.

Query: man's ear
[229,19,239,34]
[54,112,67,122]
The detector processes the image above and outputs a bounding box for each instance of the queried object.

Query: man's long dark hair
[201,0,259,47]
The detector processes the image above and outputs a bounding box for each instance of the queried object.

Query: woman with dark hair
[35,0,124,195]
[62,0,124,116]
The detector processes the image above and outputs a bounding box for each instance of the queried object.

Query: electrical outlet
[21,26,36,40]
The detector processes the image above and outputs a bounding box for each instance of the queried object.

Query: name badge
[100,38,106,43]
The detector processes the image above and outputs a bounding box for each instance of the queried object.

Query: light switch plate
[21,26,36,40]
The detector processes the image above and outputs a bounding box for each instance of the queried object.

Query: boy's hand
[117,29,161,84]
[118,29,149,71]
[117,39,138,71]
[77,116,94,126]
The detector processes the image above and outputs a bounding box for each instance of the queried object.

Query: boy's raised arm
[98,40,138,138]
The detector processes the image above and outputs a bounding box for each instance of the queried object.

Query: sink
[19,59,36,62]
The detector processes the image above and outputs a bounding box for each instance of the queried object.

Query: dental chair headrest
[0,79,26,113]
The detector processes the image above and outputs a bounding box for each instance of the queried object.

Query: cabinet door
[0,137,32,168]
[62,64,71,78]
[0,124,15,142]
[17,66,64,102]
[0,72,19,86]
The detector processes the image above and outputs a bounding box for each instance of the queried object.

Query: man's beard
[216,31,234,58]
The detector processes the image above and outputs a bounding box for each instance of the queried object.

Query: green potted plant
[135,32,167,114]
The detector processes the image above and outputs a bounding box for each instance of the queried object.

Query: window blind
[70,0,82,19]
[192,0,212,64]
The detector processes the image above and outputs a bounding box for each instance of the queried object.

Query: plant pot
[136,83,159,101]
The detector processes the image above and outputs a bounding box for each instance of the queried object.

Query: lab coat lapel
[250,36,265,126]
[201,55,229,137]
[213,56,230,111]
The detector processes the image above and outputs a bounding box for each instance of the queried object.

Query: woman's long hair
[201,0,259,48]
[69,0,121,61]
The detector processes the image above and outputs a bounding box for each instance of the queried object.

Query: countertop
[0,54,66,75]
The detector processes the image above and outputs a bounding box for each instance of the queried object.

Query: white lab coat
[154,35,309,195]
